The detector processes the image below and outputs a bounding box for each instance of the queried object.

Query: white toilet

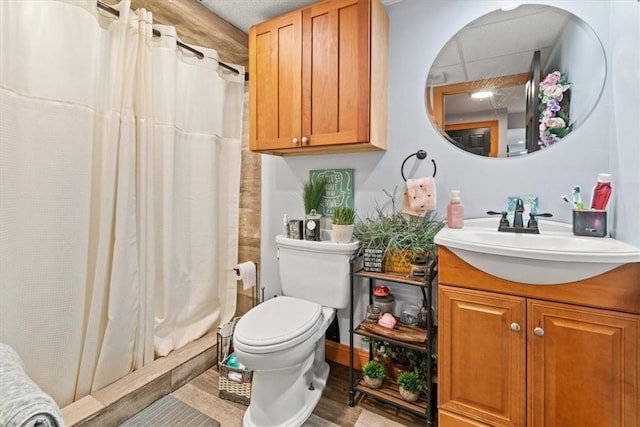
[233,235,360,427]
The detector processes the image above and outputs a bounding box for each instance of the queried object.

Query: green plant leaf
[333,205,355,225]
[362,360,386,379]
[303,178,327,214]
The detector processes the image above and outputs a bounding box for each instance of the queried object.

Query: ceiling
[198,0,403,34]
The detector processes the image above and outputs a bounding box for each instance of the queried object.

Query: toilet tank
[276,235,360,309]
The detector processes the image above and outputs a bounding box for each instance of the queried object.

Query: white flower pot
[363,375,383,389]
[332,224,354,243]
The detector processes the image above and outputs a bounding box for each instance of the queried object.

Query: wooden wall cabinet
[437,247,639,427]
[249,0,388,156]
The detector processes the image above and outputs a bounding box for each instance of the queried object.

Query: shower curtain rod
[97,1,247,80]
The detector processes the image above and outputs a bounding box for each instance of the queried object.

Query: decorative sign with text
[309,169,354,217]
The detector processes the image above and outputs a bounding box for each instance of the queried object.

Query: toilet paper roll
[236,261,256,291]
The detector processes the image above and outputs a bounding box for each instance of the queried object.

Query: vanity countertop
[435,218,640,285]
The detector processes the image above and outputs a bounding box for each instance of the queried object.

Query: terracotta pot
[387,361,410,382]
[399,386,421,402]
[363,375,383,389]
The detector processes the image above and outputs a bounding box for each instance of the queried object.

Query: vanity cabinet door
[439,285,526,427]
[528,300,639,427]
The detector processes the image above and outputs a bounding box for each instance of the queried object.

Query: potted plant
[353,188,444,273]
[303,177,327,215]
[332,205,355,243]
[362,360,385,389]
[302,178,327,241]
[376,341,411,381]
[367,339,431,386]
[396,371,423,402]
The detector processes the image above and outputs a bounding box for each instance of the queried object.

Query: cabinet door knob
[292,137,299,145]
[533,327,545,337]
[301,136,309,144]
[510,322,521,332]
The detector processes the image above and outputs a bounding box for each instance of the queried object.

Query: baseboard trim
[325,341,369,370]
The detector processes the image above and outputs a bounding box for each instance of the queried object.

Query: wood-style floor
[170,361,429,426]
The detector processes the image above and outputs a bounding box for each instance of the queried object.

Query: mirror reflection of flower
[538,71,572,148]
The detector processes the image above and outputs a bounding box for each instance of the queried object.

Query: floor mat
[119,395,220,427]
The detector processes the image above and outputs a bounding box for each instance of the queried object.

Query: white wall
[258,0,640,344]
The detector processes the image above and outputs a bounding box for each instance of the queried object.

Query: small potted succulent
[332,205,356,243]
[362,360,386,389]
[396,371,423,402]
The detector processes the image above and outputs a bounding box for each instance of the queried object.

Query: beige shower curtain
[0,0,242,406]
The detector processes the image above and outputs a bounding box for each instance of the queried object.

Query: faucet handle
[527,212,553,230]
[487,210,510,228]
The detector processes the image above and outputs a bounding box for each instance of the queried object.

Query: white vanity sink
[434,217,640,284]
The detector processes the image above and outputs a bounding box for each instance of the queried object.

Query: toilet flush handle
[276,248,280,259]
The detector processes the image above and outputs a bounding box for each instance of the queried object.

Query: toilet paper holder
[234,261,262,307]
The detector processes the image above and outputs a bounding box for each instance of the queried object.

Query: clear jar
[419,301,429,328]
[400,303,420,325]
[366,304,381,322]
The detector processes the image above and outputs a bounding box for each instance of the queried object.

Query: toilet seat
[234,296,323,354]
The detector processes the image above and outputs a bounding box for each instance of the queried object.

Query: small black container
[304,210,321,241]
[410,256,428,278]
[573,209,607,237]
[288,220,304,240]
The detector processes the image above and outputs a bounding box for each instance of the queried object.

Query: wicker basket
[219,356,253,405]
[383,248,414,274]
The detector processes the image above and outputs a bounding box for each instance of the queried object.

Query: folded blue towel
[0,343,64,427]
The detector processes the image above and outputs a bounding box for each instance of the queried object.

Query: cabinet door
[528,300,639,427]
[249,11,302,151]
[439,286,526,427]
[302,0,370,147]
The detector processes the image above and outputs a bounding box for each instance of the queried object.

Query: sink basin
[434,217,640,284]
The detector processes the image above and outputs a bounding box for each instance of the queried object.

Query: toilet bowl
[233,236,359,427]
[234,296,334,427]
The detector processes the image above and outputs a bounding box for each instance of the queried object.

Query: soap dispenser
[447,190,464,229]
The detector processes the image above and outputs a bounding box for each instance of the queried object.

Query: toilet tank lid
[276,235,360,255]
[234,296,323,352]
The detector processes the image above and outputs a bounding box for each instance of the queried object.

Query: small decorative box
[573,209,607,237]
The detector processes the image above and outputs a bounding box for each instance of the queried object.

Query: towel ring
[401,150,437,181]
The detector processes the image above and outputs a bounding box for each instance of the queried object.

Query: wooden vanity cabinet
[437,247,639,427]
[249,0,388,155]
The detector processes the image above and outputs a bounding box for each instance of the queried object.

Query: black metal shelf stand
[348,253,438,425]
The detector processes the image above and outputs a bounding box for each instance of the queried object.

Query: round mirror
[425,4,606,158]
